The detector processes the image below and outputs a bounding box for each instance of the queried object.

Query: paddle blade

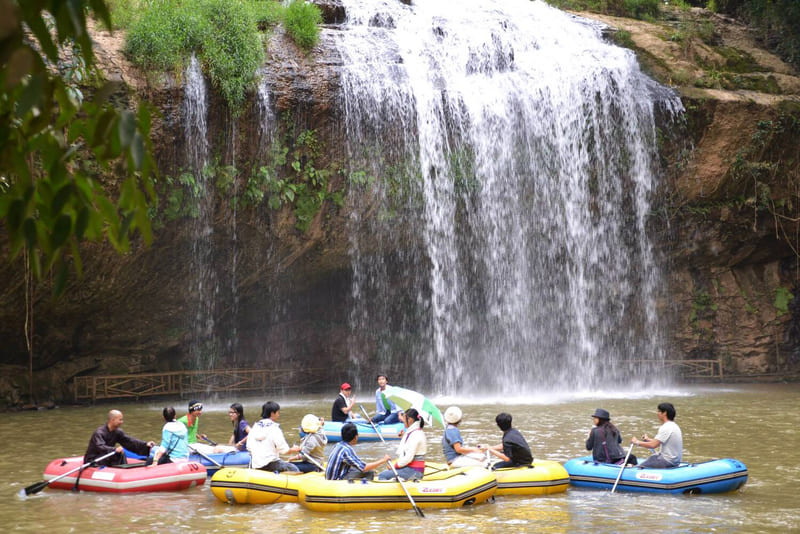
[414,505,425,518]
[22,480,49,496]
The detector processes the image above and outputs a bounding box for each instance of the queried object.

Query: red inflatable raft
[43,456,207,493]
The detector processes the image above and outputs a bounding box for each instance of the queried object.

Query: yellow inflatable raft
[210,467,321,504]
[493,460,570,496]
[299,466,497,512]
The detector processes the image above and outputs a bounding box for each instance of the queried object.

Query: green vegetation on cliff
[116,0,322,113]
[544,0,661,20]
[714,0,800,70]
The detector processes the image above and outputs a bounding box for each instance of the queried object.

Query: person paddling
[178,400,210,449]
[378,408,427,481]
[84,409,154,466]
[632,402,683,468]
[586,408,637,465]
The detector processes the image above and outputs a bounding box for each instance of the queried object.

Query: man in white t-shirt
[632,402,683,468]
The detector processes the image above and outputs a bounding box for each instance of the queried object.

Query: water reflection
[3,385,797,532]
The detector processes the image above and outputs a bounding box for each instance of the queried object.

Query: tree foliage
[0,0,155,295]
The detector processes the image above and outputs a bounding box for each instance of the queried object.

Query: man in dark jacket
[84,410,154,466]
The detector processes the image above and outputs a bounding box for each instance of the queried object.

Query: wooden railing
[73,359,723,403]
[73,367,331,403]
[631,359,723,379]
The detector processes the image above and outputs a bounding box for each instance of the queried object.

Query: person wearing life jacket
[378,408,427,481]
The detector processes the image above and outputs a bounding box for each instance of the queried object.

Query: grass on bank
[114,0,321,113]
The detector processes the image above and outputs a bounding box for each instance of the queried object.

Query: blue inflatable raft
[563,456,748,495]
[125,448,250,475]
[301,420,404,442]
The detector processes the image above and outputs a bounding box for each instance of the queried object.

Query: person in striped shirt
[325,423,390,480]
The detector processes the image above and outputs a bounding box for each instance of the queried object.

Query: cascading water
[183,54,218,369]
[338,0,684,393]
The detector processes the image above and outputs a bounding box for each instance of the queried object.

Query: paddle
[188,444,223,468]
[200,436,218,447]
[21,450,117,497]
[611,443,635,493]
[301,451,325,471]
[360,405,424,518]
[360,405,387,444]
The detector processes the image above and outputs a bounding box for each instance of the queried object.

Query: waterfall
[337,0,684,393]
[183,54,218,369]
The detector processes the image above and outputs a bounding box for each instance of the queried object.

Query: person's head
[592,408,610,426]
[403,408,425,429]
[341,422,359,444]
[188,400,203,417]
[444,406,462,426]
[107,410,124,430]
[261,401,280,420]
[301,413,322,434]
[229,403,244,424]
[340,383,352,397]
[495,412,512,432]
[376,374,388,388]
[163,406,176,421]
[657,402,676,421]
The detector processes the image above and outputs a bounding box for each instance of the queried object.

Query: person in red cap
[332,383,357,422]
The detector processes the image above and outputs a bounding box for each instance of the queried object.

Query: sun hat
[301,414,322,433]
[592,408,610,419]
[444,406,462,425]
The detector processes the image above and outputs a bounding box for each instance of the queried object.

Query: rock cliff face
[1,4,799,406]
[589,8,800,377]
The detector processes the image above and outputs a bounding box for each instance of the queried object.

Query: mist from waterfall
[183,54,218,369]
[337,0,684,393]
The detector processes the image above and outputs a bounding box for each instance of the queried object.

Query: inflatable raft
[564,456,748,495]
[43,456,207,493]
[302,420,404,442]
[493,460,570,496]
[210,467,321,504]
[299,466,497,512]
[190,450,250,475]
[125,447,250,475]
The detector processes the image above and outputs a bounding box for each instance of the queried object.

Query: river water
[4,384,797,532]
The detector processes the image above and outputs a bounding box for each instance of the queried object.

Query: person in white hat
[442,406,487,468]
[290,413,328,472]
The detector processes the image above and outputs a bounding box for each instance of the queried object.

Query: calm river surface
[3,384,798,533]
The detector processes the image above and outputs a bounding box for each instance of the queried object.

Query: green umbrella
[382,385,445,428]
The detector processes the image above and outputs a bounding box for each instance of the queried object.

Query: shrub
[105,0,142,30]
[125,2,205,71]
[282,0,322,51]
[198,0,264,113]
[249,0,284,27]
[621,0,660,19]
